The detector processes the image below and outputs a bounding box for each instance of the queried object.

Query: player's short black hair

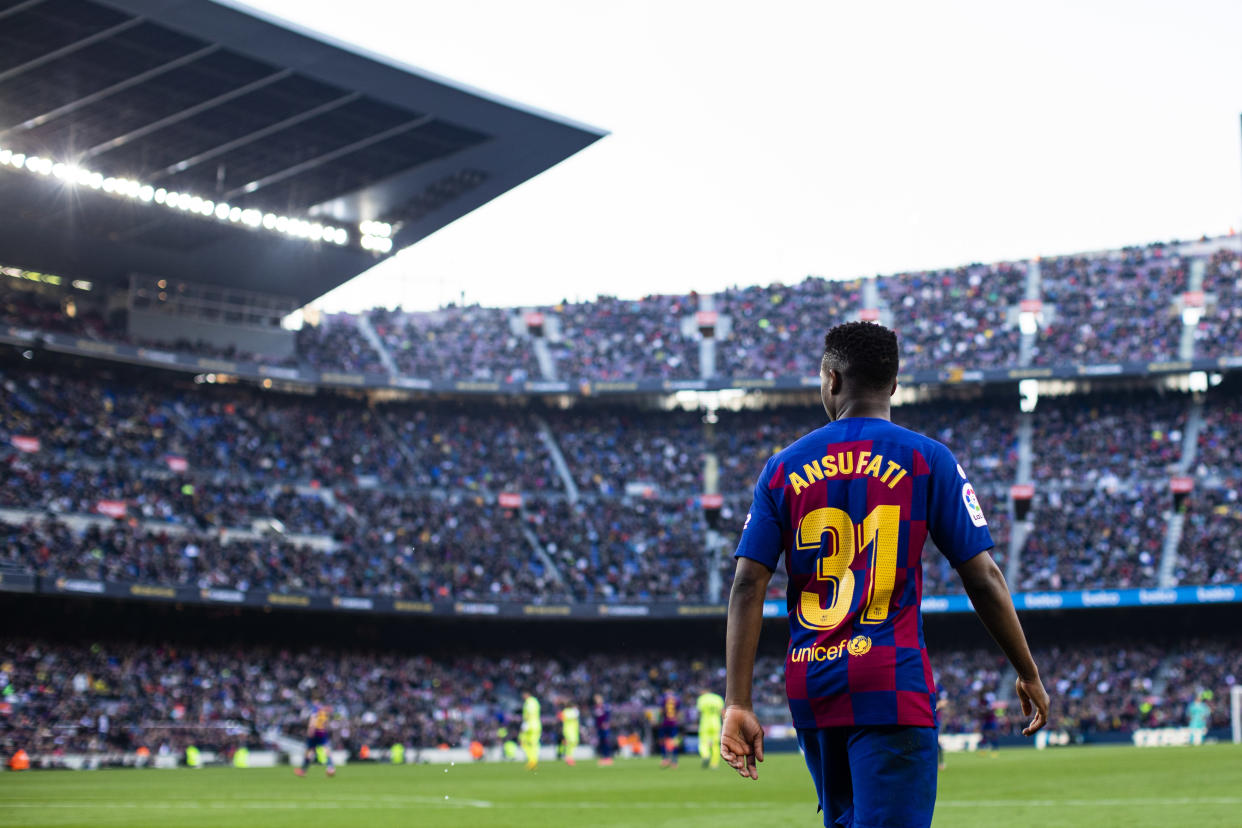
[821,321,900,392]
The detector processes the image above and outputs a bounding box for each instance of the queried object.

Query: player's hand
[720,705,764,780]
[1016,674,1049,736]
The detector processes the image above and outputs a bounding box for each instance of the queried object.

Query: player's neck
[831,398,890,421]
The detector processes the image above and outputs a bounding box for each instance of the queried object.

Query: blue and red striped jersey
[660,693,680,727]
[735,416,993,729]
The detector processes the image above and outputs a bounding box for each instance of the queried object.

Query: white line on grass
[0,796,495,810]
[5,796,1241,811]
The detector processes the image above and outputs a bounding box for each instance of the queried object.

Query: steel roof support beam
[79,68,293,160]
[150,91,362,181]
[0,0,49,24]
[0,45,220,139]
[222,114,434,202]
[0,16,145,85]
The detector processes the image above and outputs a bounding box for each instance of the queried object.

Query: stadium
[2,1,1242,827]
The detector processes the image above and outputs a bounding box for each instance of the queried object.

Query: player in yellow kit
[521,690,542,771]
[559,700,581,766]
[696,689,724,769]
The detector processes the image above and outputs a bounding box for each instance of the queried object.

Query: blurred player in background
[1188,692,1211,745]
[659,688,681,768]
[696,687,724,769]
[559,699,580,765]
[521,690,542,771]
[979,691,1000,756]
[593,693,614,766]
[723,322,1048,828]
[295,702,335,777]
[935,687,949,769]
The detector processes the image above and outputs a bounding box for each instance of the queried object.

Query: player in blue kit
[659,689,681,767]
[593,694,615,766]
[722,322,1049,827]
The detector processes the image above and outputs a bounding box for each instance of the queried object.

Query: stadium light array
[359,220,394,253]
[0,146,350,247]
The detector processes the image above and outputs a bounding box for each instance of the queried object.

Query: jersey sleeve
[734,456,784,571]
[926,443,994,568]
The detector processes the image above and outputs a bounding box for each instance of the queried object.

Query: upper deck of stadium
[0,0,605,304]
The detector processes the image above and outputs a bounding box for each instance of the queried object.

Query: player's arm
[956,552,1049,736]
[723,556,772,780]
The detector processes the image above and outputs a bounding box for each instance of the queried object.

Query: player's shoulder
[774,418,951,462]
[882,419,961,467]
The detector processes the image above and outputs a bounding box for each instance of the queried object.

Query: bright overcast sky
[240,0,1242,312]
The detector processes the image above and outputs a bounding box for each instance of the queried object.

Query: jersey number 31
[794,505,900,631]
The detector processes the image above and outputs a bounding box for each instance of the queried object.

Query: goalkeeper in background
[1188,692,1211,746]
[696,688,724,769]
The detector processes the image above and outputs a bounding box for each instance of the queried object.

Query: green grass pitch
[3,745,1240,827]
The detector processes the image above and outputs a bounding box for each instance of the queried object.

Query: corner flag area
[2,746,1239,828]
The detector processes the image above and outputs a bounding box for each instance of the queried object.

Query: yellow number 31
[795,505,901,631]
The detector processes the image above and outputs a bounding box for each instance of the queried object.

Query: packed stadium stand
[2,632,1238,761]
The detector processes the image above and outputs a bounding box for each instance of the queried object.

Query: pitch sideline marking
[5,796,1242,810]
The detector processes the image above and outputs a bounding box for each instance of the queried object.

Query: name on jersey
[787,450,909,495]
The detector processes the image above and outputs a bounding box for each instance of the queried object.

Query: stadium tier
[2,239,1240,391]
[2,347,1242,609]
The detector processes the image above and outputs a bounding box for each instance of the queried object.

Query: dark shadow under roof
[0,0,605,304]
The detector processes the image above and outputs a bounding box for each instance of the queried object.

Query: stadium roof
[0,0,606,304]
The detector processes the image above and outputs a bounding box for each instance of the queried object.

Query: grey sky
[241,0,1242,312]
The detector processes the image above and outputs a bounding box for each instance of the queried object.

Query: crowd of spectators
[1033,245,1186,366]
[715,277,863,378]
[879,261,1024,373]
[528,497,725,603]
[369,307,539,383]
[297,316,384,374]
[5,354,1242,604]
[1030,389,1187,485]
[3,635,1237,759]
[1,361,566,492]
[0,638,783,758]
[1016,484,1166,591]
[549,407,704,496]
[1175,483,1242,586]
[544,295,698,381]
[1196,382,1242,478]
[9,239,1242,382]
[934,639,1240,736]
[0,493,559,601]
[0,458,346,535]
[1194,247,1242,359]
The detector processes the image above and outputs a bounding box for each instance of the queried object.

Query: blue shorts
[797,726,938,828]
[307,733,328,749]
[597,729,613,758]
[660,724,679,741]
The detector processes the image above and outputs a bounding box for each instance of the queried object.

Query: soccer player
[695,688,724,769]
[1187,692,1211,745]
[520,690,542,771]
[978,691,1000,756]
[592,693,614,766]
[658,688,681,768]
[722,322,1049,828]
[560,700,581,765]
[295,702,335,777]
[935,687,949,769]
